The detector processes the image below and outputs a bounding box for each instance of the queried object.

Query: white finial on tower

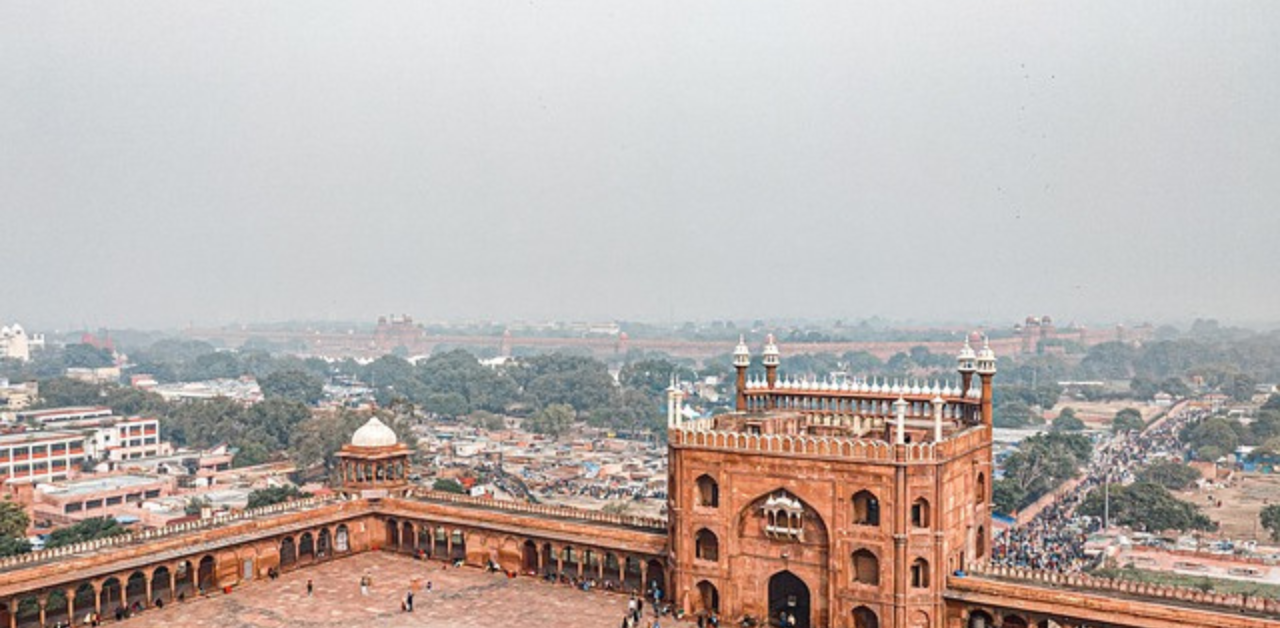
[932,395,945,442]
[893,396,908,445]
[733,334,751,368]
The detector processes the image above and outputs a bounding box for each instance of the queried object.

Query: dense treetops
[1078,482,1215,532]
[993,432,1092,514]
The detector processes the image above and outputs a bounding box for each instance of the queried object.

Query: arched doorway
[1002,615,1028,628]
[645,559,666,599]
[174,561,195,600]
[767,570,809,628]
[603,553,622,588]
[433,526,449,557]
[853,606,879,628]
[73,583,96,617]
[335,524,350,553]
[150,567,171,603]
[416,525,432,556]
[44,590,68,627]
[450,530,466,562]
[100,577,122,615]
[280,537,298,569]
[126,570,148,608]
[386,519,400,549]
[318,528,332,560]
[299,532,316,562]
[402,521,414,551]
[13,596,39,628]
[696,580,719,614]
[197,555,217,592]
[968,611,995,628]
[522,540,538,573]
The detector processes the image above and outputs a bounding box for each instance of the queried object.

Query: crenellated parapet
[669,424,990,463]
[965,562,1280,617]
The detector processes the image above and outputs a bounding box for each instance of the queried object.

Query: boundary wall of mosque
[0,493,669,628]
[946,563,1279,628]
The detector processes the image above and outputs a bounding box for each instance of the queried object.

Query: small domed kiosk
[338,416,412,498]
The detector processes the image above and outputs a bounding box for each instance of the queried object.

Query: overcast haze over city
[3,2,1279,330]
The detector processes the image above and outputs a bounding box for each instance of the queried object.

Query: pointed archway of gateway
[768,570,810,628]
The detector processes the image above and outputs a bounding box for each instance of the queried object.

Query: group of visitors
[991,405,1206,573]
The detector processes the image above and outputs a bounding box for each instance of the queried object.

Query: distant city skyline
[3,2,1278,331]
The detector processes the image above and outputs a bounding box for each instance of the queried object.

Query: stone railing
[410,489,667,531]
[670,428,946,463]
[0,495,340,571]
[967,562,1280,616]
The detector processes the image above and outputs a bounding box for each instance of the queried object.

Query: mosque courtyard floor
[118,552,639,628]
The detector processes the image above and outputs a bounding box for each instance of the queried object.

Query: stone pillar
[597,553,605,582]
[894,447,908,628]
[168,570,176,602]
[37,599,45,628]
[93,582,101,615]
[556,551,564,577]
[145,576,153,607]
[446,532,452,558]
[65,589,75,627]
[7,598,15,628]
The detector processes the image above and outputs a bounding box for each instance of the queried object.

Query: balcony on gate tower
[669,334,997,454]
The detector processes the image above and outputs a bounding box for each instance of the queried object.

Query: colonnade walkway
[119,551,633,628]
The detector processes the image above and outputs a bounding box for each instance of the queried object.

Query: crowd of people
[541,479,666,502]
[991,405,1205,573]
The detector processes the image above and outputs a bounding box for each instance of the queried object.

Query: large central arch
[768,570,810,628]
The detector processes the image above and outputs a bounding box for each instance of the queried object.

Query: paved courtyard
[120,552,637,628]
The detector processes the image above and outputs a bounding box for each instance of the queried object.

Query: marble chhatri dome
[350,416,398,448]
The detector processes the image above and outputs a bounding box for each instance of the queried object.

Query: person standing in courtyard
[307,578,314,597]
[360,573,371,596]
[406,589,414,612]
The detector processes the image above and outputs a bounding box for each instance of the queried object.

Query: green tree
[184,497,212,516]
[527,403,575,438]
[0,536,31,558]
[432,478,466,494]
[424,392,469,417]
[104,386,168,417]
[994,400,1036,428]
[62,343,115,369]
[999,433,1091,510]
[992,479,1027,515]
[1183,417,1241,459]
[246,486,310,509]
[1112,408,1145,433]
[0,498,30,538]
[1050,408,1086,432]
[1136,461,1201,491]
[36,378,104,408]
[233,441,272,468]
[259,369,324,404]
[467,410,506,431]
[1261,504,1280,542]
[1078,482,1214,532]
[44,517,128,549]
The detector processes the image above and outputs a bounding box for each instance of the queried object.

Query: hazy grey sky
[3,2,1279,330]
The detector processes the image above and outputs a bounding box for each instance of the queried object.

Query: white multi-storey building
[0,323,44,362]
[0,431,87,483]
